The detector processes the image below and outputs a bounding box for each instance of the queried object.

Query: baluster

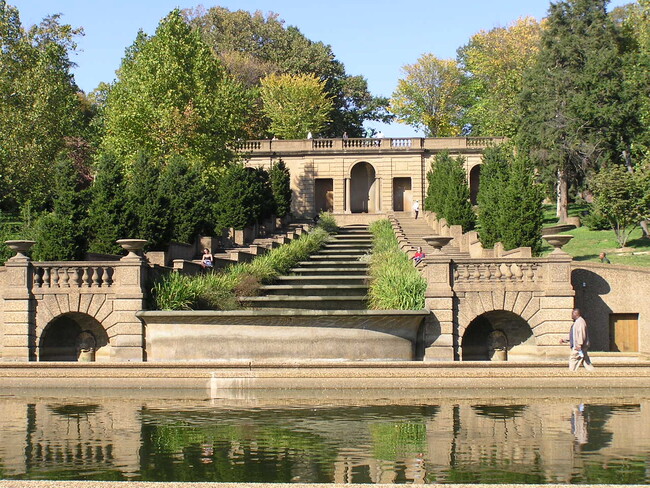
[60,267,71,287]
[485,264,493,280]
[504,264,513,280]
[514,264,524,281]
[33,267,43,288]
[453,267,460,281]
[72,267,82,287]
[81,267,91,287]
[51,267,60,287]
[103,266,114,287]
[92,267,101,287]
[473,264,481,280]
[494,264,503,280]
[42,267,51,288]
[462,266,470,280]
[526,264,535,281]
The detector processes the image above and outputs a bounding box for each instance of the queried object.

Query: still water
[0,390,649,483]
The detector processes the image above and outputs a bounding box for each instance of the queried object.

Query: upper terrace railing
[235,137,506,154]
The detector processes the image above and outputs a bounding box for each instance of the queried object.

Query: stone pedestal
[421,258,456,361]
[1,256,36,361]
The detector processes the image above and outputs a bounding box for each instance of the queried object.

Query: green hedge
[367,219,426,310]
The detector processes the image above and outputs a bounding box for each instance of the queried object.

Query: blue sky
[13,0,633,137]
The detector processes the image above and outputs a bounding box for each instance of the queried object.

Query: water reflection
[0,393,648,483]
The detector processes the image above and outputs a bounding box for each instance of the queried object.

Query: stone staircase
[240,225,371,310]
[390,212,470,258]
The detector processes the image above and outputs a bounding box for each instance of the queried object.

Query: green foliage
[31,156,88,261]
[269,160,291,218]
[102,9,252,169]
[518,0,627,221]
[213,164,274,232]
[185,7,391,137]
[458,17,542,137]
[158,156,212,244]
[260,73,333,139]
[123,153,169,250]
[316,211,338,234]
[368,219,426,310]
[424,152,476,232]
[591,165,649,247]
[582,208,610,231]
[153,227,330,310]
[0,2,86,211]
[86,152,128,254]
[390,54,464,136]
[477,145,543,254]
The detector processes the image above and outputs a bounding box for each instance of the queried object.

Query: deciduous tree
[260,73,333,139]
[391,55,463,136]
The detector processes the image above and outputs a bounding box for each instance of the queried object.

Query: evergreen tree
[32,156,88,261]
[477,145,511,248]
[158,156,212,244]
[424,152,475,231]
[477,145,543,254]
[518,0,625,222]
[270,159,292,218]
[123,152,169,249]
[500,156,544,254]
[86,152,129,254]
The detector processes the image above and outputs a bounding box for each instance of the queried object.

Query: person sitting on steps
[201,248,214,270]
[412,246,425,266]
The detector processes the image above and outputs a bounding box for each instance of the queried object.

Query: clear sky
[13,0,633,137]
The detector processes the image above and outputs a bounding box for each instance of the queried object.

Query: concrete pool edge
[1,482,648,488]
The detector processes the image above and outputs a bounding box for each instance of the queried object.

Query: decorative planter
[4,240,36,259]
[543,234,573,253]
[422,235,453,253]
[116,239,148,259]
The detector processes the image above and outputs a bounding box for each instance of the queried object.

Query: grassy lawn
[541,205,650,267]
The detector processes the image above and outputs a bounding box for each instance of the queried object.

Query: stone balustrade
[32,262,117,290]
[235,137,506,154]
[452,259,543,289]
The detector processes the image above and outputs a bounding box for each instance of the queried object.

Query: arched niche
[39,312,110,362]
[350,161,377,213]
[461,310,535,361]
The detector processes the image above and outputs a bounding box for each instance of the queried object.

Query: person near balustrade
[560,308,595,371]
[412,246,425,266]
[342,131,348,139]
[200,248,214,270]
[413,199,420,219]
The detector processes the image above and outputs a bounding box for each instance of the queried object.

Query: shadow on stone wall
[571,269,612,351]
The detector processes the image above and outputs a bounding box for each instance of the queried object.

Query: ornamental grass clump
[153,226,331,310]
[368,219,426,310]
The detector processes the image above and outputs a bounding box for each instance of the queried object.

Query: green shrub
[316,211,338,234]
[368,219,426,310]
[582,208,610,231]
[152,227,330,310]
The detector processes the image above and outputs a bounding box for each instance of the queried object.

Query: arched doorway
[39,313,110,361]
[469,165,481,205]
[461,310,535,361]
[350,162,377,213]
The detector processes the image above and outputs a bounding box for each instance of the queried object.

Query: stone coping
[136,309,431,318]
[0,482,646,488]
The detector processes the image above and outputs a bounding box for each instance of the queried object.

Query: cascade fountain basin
[137,309,429,361]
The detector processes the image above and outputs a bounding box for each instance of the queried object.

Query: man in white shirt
[561,308,595,371]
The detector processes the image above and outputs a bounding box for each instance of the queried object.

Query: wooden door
[609,313,638,352]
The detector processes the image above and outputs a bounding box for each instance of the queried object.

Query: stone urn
[116,239,148,259]
[422,235,453,254]
[543,234,573,254]
[4,240,35,259]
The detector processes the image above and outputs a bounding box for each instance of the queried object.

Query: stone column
[421,257,455,361]
[110,254,148,361]
[1,253,36,361]
[375,177,382,212]
[344,177,351,214]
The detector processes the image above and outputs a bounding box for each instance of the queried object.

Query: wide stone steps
[240,225,372,310]
[260,284,369,297]
[276,275,369,285]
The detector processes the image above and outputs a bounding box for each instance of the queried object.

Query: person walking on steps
[560,308,595,371]
[413,200,420,220]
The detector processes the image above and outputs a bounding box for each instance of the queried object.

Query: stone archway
[350,162,377,213]
[39,312,110,362]
[461,310,535,361]
[469,165,481,205]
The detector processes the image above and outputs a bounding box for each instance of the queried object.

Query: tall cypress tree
[269,159,292,218]
[477,145,511,248]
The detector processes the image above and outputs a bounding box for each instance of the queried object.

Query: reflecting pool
[0,390,649,483]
